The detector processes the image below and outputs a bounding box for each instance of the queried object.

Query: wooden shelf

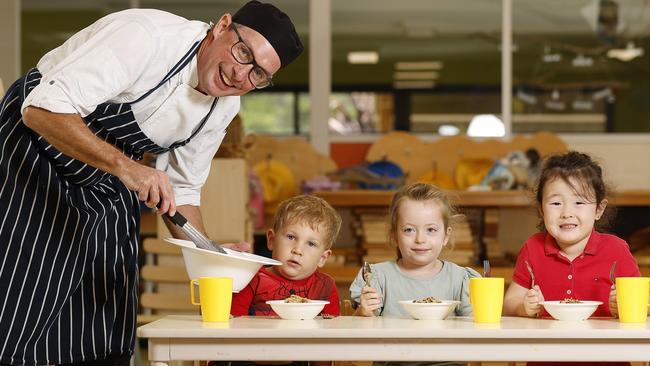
[323,265,650,284]
[321,266,359,283]
[315,190,650,208]
[140,211,157,237]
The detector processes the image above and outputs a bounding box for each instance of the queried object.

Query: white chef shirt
[21,8,240,206]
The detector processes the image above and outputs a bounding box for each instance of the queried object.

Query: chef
[0,1,302,365]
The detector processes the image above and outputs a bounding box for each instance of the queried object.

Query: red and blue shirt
[231,267,340,316]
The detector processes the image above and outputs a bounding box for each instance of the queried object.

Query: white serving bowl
[399,300,461,320]
[164,238,281,293]
[540,300,603,321]
[266,300,329,320]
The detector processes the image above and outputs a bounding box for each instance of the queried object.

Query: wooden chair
[341,299,355,316]
[135,238,196,366]
[139,238,195,325]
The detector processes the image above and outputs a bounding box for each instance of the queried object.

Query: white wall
[562,134,650,190]
[0,0,20,94]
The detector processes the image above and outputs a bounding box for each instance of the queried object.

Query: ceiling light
[438,125,460,136]
[545,100,566,110]
[592,87,613,100]
[347,51,379,64]
[572,99,594,111]
[394,61,444,70]
[516,89,537,105]
[551,89,560,100]
[607,42,644,61]
[393,80,436,89]
[393,71,439,80]
[542,46,562,63]
[545,90,566,110]
[467,115,505,137]
[592,87,616,102]
[572,54,594,67]
[543,53,562,63]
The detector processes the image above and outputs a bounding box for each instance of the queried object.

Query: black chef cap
[232,0,304,68]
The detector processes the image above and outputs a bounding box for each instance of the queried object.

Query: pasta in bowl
[399,298,461,320]
[266,298,330,320]
[540,300,602,321]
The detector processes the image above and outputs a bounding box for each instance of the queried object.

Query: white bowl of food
[266,296,330,320]
[540,300,603,321]
[399,298,461,320]
[164,238,281,293]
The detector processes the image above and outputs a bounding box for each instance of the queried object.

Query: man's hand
[116,160,176,215]
[523,285,544,317]
[221,242,252,252]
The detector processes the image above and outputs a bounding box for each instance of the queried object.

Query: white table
[137,315,650,365]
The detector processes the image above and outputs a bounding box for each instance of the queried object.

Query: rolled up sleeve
[21,20,155,116]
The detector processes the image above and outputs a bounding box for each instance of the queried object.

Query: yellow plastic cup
[190,277,233,322]
[469,277,504,323]
[616,277,649,323]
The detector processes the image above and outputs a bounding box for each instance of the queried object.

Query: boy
[231,194,342,317]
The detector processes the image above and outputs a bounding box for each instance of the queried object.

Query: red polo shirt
[513,230,640,317]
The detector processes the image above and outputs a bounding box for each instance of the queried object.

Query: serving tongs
[163,210,227,254]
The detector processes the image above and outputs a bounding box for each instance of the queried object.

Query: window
[239,93,296,135]
[242,92,388,136]
[513,0,650,133]
[20,1,650,134]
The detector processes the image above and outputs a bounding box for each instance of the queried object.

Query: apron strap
[167,96,219,150]
[132,40,202,104]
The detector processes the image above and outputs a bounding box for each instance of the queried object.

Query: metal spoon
[362,261,373,287]
[483,259,491,278]
[362,261,379,316]
[525,260,535,289]
[610,261,617,284]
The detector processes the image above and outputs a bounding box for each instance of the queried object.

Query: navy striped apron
[0,41,215,365]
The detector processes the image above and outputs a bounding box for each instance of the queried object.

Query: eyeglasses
[231,24,274,89]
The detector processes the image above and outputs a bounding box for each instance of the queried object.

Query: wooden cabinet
[156,158,251,244]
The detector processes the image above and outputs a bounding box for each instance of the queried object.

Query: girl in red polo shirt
[504,151,641,319]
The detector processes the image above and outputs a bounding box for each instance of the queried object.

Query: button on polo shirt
[513,230,640,318]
